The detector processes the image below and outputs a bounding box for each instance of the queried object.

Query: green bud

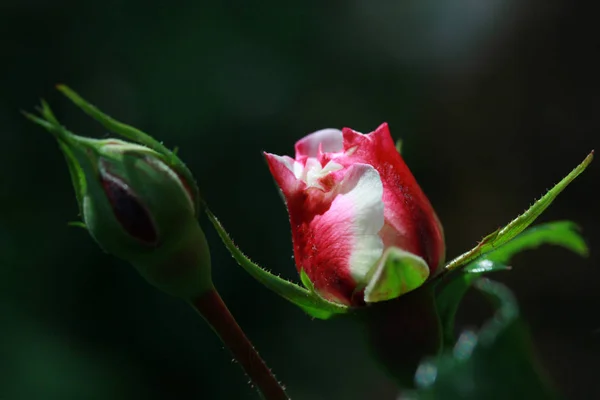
[26,105,212,299]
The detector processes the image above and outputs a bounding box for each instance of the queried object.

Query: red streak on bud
[100,172,158,245]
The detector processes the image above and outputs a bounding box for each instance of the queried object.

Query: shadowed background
[1,1,598,399]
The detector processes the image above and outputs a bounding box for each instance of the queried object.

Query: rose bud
[54,131,212,299]
[264,123,444,306]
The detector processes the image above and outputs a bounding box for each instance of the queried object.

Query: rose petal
[264,153,304,197]
[295,128,343,159]
[335,123,445,273]
[291,164,384,304]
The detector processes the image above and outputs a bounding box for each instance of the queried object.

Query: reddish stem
[191,289,289,400]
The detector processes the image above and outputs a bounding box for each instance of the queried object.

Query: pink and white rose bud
[264,123,445,306]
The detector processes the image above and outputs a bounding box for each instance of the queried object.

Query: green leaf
[411,278,558,399]
[482,220,588,264]
[205,208,348,319]
[55,85,201,215]
[436,220,587,347]
[444,151,593,272]
[363,247,430,303]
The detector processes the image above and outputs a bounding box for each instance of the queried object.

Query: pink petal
[294,128,343,159]
[264,153,304,197]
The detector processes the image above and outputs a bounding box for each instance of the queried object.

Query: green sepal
[296,270,340,318]
[444,151,593,273]
[205,208,348,319]
[57,140,86,217]
[299,269,314,291]
[395,139,403,154]
[363,247,430,303]
[23,104,86,217]
[55,85,202,216]
[412,279,558,399]
[296,269,343,318]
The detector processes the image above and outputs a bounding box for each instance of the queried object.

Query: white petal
[321,160,344,175]
[293,160,304,179]
[299,158,343,189]
[334,164,385,283]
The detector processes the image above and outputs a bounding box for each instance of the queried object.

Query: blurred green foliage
[1,1,598,399]
[438,220,589,348]
[413,279,558,399]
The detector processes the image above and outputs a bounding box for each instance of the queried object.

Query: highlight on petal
[295,128,343,159]
[363,247,430,303]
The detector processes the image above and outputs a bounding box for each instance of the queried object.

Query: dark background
[1,1,598,399]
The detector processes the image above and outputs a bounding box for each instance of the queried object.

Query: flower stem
[191,289,289,400]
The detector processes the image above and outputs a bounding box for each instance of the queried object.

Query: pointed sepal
[55,85,202,216]
[444,151,593,272]
[205,208,348,319]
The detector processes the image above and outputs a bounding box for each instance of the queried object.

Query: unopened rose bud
[264,123,445,306]
[54,130,212,298]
